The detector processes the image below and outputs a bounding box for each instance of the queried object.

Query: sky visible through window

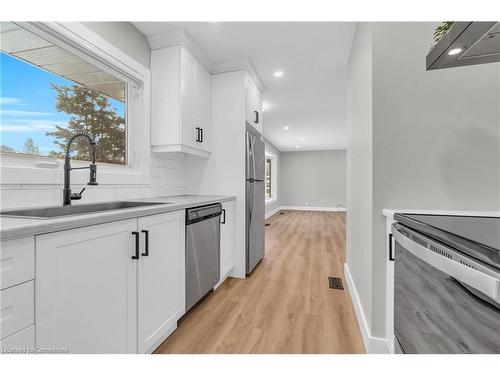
[0,52,125,156]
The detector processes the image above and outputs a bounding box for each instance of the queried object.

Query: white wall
[346,22,500,347]
[345,22,374,340]
[279,150,346,208]
[264,139,280,216]
[0,22,187,209]
[371,22,500,339]
[81,22,151,68]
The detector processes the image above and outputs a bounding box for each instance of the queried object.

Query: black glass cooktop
[394,213,500,268]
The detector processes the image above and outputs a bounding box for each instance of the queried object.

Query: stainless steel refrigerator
[245,124,265,274]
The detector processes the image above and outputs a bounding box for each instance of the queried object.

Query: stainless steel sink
[0,201,171,220]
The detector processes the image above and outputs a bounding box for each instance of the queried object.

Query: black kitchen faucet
[63,133,98,206]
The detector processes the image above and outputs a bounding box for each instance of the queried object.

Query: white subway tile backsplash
[0,184,22,190]
[163,152,186,162]
[115,187,152,200]
[164,158,186,170]
[1,188,61,209]
[70,186,116,204]
[150,156,164,168]
[0,154,186,209]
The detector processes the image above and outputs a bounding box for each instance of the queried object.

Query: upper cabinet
[245,76,263,134]
[151,46,211,158]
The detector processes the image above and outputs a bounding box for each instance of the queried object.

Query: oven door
[392,223,500,354]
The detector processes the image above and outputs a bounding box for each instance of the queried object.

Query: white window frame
[265,150,277,205]
[0,22,151,186]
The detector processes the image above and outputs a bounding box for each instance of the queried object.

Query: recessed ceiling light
[299,137,304,141]
[274,71,283,78]
[283,126,289,130]
[448,47,463,56]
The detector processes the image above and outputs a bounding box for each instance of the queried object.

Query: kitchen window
[1,22,127,165]
[265,150,277,204]
[0,22,150,185]
[265,157,272,199]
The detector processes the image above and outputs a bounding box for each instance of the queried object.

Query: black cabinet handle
[200,128,204,143]
[141,230,149,256]
[254,110,259,124]
[132,231,140,260]
[195,127,201,142]
[389,233,394,261]
[221,209,226,224]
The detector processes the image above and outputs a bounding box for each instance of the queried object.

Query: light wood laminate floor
[154,210,365,354]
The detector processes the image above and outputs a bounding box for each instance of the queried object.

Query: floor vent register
[328,277,344,290]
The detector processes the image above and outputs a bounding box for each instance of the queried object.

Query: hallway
[154,210,365,354]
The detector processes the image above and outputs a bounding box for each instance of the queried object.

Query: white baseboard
[344,263,390,354]
[265,206,282,219]
[266,206,346,219]
[280,205,347,212]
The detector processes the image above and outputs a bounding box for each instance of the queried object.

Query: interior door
[137,211,185,353]
[36,219,138,354]
[246,180,265,274]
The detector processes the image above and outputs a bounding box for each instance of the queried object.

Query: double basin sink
[0,201,172,220]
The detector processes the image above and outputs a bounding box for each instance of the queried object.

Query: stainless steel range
[392,213,500,354]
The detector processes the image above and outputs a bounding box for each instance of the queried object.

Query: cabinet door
[36,219,138,354]
[245,77,257,125]
[194,62,211,152]
[255,89,263,134]
[246,77,262,132]
[180,48,197,148]
[220,201,235,281]
[137,211,185,353]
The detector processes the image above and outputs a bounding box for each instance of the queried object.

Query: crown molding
[147,28,213,72]
[212,58,265,93]
[147,28,265,93]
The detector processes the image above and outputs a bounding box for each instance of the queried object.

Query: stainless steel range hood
[426,22,500,70]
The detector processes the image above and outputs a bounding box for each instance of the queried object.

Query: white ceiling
[133,22,355,151]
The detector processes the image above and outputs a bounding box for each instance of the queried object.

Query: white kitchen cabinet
[0,237,34,291]
[151,45,211,157]
[35,211,186,354]
[245,76,263,134]
[219,200,235,284]
[0,281,34,340]
[137,211,185,353]
[36,219,138,354]
[194,61,211,152]
[0,325,35,352]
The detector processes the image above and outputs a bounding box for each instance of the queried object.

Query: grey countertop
[0,195,235,241]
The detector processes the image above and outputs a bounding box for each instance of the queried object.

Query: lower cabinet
[0,325,35,353]
[219,200,235,282]
[137,211,185,353]
[35,211,185,354]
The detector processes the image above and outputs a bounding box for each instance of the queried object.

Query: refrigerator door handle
[247,181,254,222]
[246,132,251,179]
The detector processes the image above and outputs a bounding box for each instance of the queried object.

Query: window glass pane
[265,158,272,199]
[0,22,126,165]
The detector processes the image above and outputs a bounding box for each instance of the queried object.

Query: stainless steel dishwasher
[185,203,222,312]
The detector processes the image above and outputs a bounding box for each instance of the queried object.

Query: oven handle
[392,226,500,303]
